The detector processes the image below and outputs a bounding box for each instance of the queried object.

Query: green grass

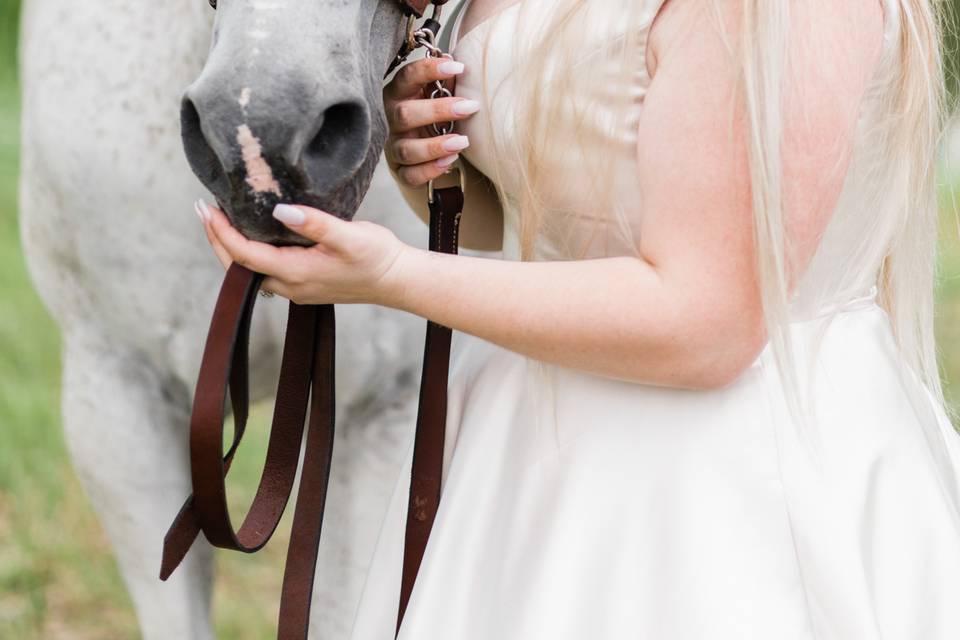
[938,175,960,405]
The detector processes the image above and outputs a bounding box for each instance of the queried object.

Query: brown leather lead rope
[396,185,463,633]
[160,185,463,639]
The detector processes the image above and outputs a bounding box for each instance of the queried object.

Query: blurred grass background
[3,0,960,638]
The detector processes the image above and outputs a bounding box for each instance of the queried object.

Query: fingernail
[438,60,465,75]
[193,201,205,223]
[273,203,306,226]
[452,99,480,115]
[436,153,459,167]
[196,199,212,222]
[441,135,470,152]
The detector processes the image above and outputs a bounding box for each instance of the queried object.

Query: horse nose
[179,90,372,205]
[296,100,371,191]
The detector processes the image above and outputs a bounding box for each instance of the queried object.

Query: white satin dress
[352,0,960,637]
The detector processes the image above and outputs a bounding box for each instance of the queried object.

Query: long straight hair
[470,0,955,431]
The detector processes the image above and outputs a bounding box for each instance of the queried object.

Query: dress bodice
[443,0,660,263]
[441,0,903,321]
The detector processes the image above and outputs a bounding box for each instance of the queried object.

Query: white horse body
[19,1,430,637]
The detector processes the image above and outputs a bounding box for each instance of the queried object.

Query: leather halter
[402,0,449,17]
[161,2,463,638]
[203,0,446,79]
[207,0,446,14]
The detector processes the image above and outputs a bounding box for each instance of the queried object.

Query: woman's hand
[383,55,478,187]
[194,199,414,308]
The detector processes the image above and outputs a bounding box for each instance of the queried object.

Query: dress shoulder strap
[438,0,472,53]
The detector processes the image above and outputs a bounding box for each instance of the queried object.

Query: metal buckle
[428,158,466,204]
[403,14,418,51]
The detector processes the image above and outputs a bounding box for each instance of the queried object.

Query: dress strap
[438,0,472,53]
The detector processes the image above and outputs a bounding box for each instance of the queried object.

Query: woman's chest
[441,0,653,258]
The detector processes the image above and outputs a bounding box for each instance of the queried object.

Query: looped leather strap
[160,186,464,639]
[161,266,336,639]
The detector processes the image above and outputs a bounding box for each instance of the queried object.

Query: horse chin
[221,143,383,247]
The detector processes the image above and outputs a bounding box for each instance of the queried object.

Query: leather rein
[160,2,463,638]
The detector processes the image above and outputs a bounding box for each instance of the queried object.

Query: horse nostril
[180,95,230,197]
[300,101,369,187]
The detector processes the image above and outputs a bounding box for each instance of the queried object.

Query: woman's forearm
[197,196,765,391]
[382,248,767,390]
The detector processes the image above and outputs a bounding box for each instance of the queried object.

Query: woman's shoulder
[645,0,887,82]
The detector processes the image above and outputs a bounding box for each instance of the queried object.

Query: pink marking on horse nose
[236,124,282,198]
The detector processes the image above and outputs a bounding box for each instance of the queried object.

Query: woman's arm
[389,250,761,389]
[199,0,882,390]
[385,0,882,389]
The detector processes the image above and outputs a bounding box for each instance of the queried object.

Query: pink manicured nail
[196,199,212,222]
[452,99,480,115]
[442,135,470,152]
[438,61,465,75]
[436,153,459,167]
[273,204,306,226]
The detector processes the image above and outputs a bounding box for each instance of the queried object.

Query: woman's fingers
[271,203,353,249]
[386,96,480,135]
[385,56,464,102]
[384,132,470,166]
[196,200,232,270]
[393,153,462,188]
[261,276,295,301]
[382,57,477,188]
[201,201,301,280]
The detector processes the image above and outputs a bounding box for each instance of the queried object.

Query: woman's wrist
[375,242,430,311]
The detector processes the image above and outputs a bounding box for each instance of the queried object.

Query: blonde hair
[470,0,956,434]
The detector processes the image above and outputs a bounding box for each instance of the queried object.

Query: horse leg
[61,329,213,640]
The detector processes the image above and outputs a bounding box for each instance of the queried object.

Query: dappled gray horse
[18,0,445,637]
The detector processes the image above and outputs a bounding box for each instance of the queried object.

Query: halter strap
[206,0,449,18]
[402,0,450,17]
